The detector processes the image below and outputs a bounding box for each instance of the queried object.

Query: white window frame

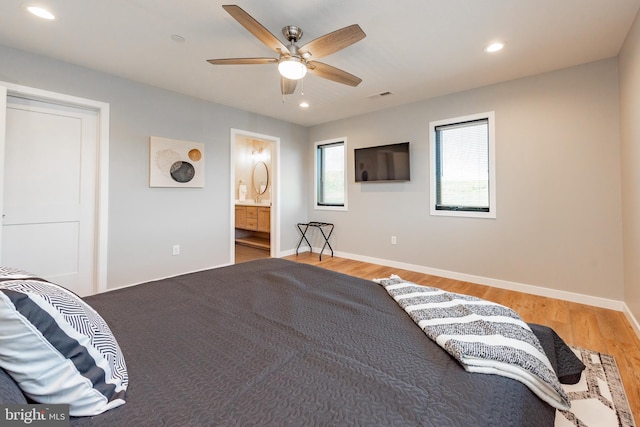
[314,137,348,211]
[429,112,496,219]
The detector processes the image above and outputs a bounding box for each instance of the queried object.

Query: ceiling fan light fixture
[278,57,307,80]
[27,6,55,20]
[484,42,505,53]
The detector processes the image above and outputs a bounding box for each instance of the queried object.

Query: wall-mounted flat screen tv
[354,142,410,182]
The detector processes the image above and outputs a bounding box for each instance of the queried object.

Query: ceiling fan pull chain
[301,78,304,96]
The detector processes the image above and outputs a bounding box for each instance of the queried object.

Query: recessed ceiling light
[299,102,309,109]
[484,42,505,53]
[27,6,55,20]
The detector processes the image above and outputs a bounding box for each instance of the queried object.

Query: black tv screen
[354,142,410,182]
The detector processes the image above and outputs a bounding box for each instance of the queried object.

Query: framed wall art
[149,136,204,188]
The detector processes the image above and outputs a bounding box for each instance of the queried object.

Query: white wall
[0,45,309,289]
[619,10,640,321]
[309,58,624,301]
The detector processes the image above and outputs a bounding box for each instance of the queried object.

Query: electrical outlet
[172,245,180,256]
[391,236,397,245]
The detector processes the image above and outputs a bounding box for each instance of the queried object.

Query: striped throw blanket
[373,275,570,410]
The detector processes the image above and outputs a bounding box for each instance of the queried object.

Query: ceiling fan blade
[207,57,277,65]
[222,5,289,54]
[298,24,366,60]
[307,61,362,87]
[280,77,297,95]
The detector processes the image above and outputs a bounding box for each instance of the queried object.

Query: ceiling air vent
[367,91,393,99]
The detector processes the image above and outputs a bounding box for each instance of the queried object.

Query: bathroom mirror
[252,161,269,195]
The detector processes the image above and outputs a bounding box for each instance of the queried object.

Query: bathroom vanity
[235,203,270,250]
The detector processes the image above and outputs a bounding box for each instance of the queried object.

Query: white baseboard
[622,303,640,338]
[333,251,640,339]
[104,262,233,294]
[329,251,640,339]
[278,247,303,257]
[281,248,640,337]
[109,247,640,339]
[330,250,628,312]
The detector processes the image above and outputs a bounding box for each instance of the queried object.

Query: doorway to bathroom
[229,129,279,264]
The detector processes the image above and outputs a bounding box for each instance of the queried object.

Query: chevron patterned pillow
[0,268,128,416]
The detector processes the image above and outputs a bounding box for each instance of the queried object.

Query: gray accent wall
[0,45,309,289]
[309,58,624,301]
[619,10,640,322]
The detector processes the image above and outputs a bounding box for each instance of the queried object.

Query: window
[429,112,496,218]
[315,138,347,210]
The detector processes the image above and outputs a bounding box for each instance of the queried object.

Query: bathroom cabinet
[235,204,270,250]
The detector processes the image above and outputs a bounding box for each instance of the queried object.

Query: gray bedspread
[70,258,578,426]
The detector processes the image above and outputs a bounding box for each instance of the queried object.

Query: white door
[1,96,98,296]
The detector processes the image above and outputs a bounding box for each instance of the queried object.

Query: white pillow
[0,267,128,416]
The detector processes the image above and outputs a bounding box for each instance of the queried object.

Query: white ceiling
[1,1,638,127]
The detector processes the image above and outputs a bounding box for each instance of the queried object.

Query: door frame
[229,128,280,262]
[0,81,110,293]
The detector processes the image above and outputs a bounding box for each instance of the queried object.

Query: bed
[0,258,584,426]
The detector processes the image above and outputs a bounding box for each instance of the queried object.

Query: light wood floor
[235,243,270,264]
[282,253,640,423]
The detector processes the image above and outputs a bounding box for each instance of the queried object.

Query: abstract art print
[149,136,204,188]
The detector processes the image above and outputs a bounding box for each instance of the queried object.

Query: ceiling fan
[207,5,366,96]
